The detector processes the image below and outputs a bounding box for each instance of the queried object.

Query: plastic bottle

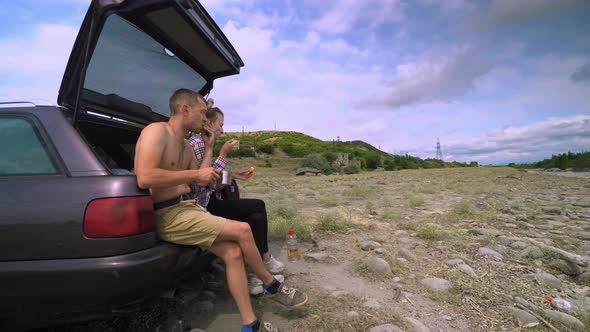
[286,228,300,261]
[546,296,574,312]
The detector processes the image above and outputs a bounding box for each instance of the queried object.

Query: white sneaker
[264,255,285,274]
[249,274,284,296]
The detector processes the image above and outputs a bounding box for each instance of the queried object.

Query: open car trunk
[58,0,244,126]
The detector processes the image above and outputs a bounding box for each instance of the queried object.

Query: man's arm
[135,124,218,189]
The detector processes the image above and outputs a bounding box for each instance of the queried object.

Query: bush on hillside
[233,148,256,158]
[364,152,381,169]
[256,143,274,154]
[301,153,332,174]
[279,142,307,157]
[383,158,396,171]
[323,151,338,163]
[343,160,361,174]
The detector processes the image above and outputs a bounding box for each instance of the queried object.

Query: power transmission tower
[435,138,443,160]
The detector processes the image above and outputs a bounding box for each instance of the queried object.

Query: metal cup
[221,170,230,185]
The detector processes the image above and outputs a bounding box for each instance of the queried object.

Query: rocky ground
[47,166,590,331]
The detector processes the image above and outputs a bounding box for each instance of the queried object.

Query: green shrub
[383,158,396,171]
[267,205,310,240]
[319,195,339,207]
[343,160,361,174]
[323,151,338,163]
[364,152,381,169]
[301,153,332,174]
[315,211,346,233]
[233,147,256,158]
[408,194,425,207]
[256,144,274,154]
[269,205,299,221]
[416,223,446,240]
[381,207,401,220]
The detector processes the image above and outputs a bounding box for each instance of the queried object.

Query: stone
[364,298,382,308]
[392,276,401,283]
[360,240,382,251]
[346,310,359,319]
[443,315,453,321]
[504,307,539,328]
[366,256,393,276]
[457,263,477,278]
[374,248,385,254]
[394,230,409,237]
[524,272,562,290]
[396,257,409,264]
[304,252,338,264]
[478,247,503,260]
[549,259,583,276]
[397,248,417,261]
[368,323,403,332]
[543,309,586,331]
[520,246,544,259]
[536,224,554,230]
[404,317,431,332]
[510,241,529,249]
[576,231,590,241]
[470,228,502,237]
[295,167,321,176]
[190,330,207,332]
[421,277,451,291]
[497,236,513,246]
[446,258,464,266]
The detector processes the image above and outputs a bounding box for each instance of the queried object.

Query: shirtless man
[134,89,307,332]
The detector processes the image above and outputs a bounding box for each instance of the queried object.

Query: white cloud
[442,115,590,163]
[0,23,78,103]
[0,24,77,74]
[357,45,493,110]
[310,0,403,34]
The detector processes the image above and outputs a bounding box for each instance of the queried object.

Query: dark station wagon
[0,0,243,330]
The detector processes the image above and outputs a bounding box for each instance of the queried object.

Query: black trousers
[206,196,269,257]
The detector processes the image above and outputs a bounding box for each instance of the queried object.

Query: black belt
[153,197,181,210]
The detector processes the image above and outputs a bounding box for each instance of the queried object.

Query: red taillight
[84,196,155,238]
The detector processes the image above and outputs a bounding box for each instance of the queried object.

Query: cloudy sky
[1,0,589,164]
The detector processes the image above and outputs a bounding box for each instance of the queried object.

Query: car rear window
[83,14,207,117]
[0,117,58,175]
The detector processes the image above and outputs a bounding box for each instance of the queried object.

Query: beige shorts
[155,200,225,249]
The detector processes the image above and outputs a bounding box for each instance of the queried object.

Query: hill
[213,130,478,172]
[218,130,388,158]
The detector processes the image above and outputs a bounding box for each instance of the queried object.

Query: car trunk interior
[77,117,142,175]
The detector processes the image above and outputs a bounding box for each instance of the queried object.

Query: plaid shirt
[187,134,228,208]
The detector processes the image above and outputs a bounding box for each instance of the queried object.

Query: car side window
[0,117,58,175]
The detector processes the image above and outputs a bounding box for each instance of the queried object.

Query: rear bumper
[0,242,210,327]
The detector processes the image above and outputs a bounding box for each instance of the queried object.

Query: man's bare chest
[161,141,191,170]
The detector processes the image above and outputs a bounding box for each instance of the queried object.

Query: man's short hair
[206,107,224,121]
[169,88,204,116]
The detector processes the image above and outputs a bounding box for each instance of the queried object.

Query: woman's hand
[232,168,253,181]
[220,139,239,159]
